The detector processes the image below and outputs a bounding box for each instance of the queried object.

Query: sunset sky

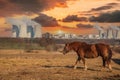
[0,0,120,37]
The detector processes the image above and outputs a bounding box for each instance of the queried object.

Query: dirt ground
[0,50,120,80]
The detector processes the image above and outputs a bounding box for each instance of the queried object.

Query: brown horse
[63,42,112,71]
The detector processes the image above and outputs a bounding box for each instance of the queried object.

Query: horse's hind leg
[107,50,112,71]
[102,58,106,68]
[106,59,112,71]
[74,56,81,69]
[101,57,112,71]
[101,57,106,71]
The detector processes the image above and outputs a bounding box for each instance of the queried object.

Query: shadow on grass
[112,67,120,70]
[112,58,120,65]
[42,65,101,71]
[42,65,83,69]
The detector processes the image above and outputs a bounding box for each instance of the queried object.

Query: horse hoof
[109,69,112,72]
[84,68,87,71]
[100,67,106,71]
[73,66,77,69]
[74,67,77,69]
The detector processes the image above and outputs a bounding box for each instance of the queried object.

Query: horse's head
[63,43,72,55]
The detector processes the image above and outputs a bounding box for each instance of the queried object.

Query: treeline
[0,38,119,50]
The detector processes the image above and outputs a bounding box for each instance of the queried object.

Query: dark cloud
[76,23,93,29]
[0,1,7,8]
[89,10,120,22]
[8,0,45,13]
[91,5,113,12]
[8,0,69,11]
[0,0,25,17]
[62,15,87,22]
[107,3,118,6]
[90,2,118,12]
[0,0,77,17]
[33,13,59,27]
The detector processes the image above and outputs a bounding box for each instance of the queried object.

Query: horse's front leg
[74,56,81,69]
[81,58,87,70]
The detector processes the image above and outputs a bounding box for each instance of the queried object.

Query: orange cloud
[0,0,120,37]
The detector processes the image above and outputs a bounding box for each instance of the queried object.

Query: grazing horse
[63,42,112,71]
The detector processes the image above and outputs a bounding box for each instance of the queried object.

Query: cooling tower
[12,25,20,38]
[21,16,42,38]
[6,17,42,38]
[34,25,42,38]
[116,30,120,39]
[109,25,120,39]
[93,22,105,39]
[27,26,34,38]
[99,30,105,39]
[112,30,117,39]
[19,24,28,38]
[107,29,114,39]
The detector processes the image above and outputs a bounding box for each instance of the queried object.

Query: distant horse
[63,42,112,71]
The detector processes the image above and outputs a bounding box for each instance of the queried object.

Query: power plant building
[6,17,42,38]
[94,22,120,39]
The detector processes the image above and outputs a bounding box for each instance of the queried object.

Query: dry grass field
[0,49,120,80]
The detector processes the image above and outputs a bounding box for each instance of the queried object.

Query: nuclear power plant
[93,22,105,39]
[93,22,120,39]
[5,17,120,39]
[6,16,42,38]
